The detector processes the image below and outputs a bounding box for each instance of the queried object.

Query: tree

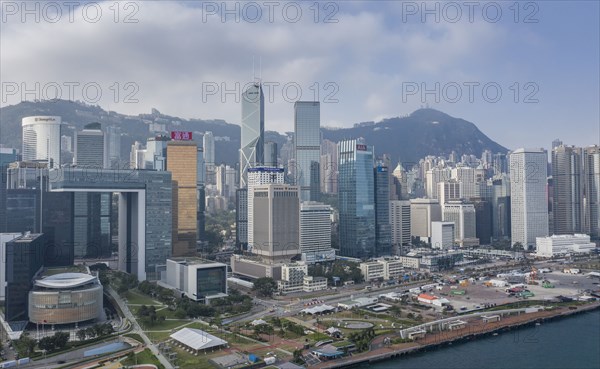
[53,332,69,350]
[252,277,277,297]
[76,329,87,341]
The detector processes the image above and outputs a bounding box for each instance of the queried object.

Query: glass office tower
[374,163,392,256]
[338,139,376,259]
[294,101,321,201]
[240,83,264,188]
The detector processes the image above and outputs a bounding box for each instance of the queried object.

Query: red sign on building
[170,131,193,141]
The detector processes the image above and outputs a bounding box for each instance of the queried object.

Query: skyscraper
[442,200,478,247]
[300,201,334,263]
[338,139,375,259]
[264,141,278,167]
[583,146,600,238]
[510,148,549,249]
[145,135,170,170]
[240,83,264,188]
[552,145,583,234]
[22,116,61,168]
[167,141,198,257]
[247,167,285,251]
[294,101,321,201]
[105,125,121,169]
[374,163,391,256]
[251,184,300,262]
[75,122,105,168]
[203,131,215,184]
[390,200,411,248]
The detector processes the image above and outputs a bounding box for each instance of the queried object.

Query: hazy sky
[1,1,598,151]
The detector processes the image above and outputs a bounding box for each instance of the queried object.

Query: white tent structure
[170,328,228,354]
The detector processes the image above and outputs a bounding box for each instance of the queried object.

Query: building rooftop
[170,328,227,351]
[34,273,97,289]
[168,257,225,266]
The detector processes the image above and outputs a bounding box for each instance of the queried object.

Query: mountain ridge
[0,100,508,166]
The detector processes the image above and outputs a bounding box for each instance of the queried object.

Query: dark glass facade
[5,233,46,321]
[338,139,375,259]
[374,164,392,256]
[196,266,227,298]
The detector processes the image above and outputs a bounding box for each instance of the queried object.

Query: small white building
[431,222,455,250]
[360,261,385,281]
[303,276,328,292]
[536,234,596,257]
[164,258,228,303]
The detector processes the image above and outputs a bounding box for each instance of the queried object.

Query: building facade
[510,148,549,248]
[338,139,375,259]
[165,258,228,303]
[374,163,392,256]
[22,116,61,168]
[535,234,596,257]
[240,83,264,188]
[300,202,334,263]
[167,141,198,257]
[294,101,321,201]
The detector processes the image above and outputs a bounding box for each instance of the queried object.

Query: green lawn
[141,319,190,332]
[123,290,161,305]
[123,333,144,343]
[122,348,165,369]
[171,345,215,369]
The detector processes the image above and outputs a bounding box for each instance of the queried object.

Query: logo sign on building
[170,131,193,141]
[356,144,367,151]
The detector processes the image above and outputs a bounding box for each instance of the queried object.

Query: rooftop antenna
[259,56,262,83]
[252,56,256,82]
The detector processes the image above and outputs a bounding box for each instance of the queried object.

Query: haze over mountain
[0,100,508,166]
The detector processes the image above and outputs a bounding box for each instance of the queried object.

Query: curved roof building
[29,272,103,325]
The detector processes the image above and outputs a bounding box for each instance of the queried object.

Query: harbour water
[364,310,600,369]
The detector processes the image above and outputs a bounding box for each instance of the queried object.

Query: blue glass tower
[374,162,392,256]
[338,139,375,259]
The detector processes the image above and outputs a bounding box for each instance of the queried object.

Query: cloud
[1,1,597,150]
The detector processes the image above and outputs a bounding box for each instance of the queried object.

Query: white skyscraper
[300,202,334,263]
[442,200,478,247]
[22,116,62,167]
[247,167,285,250]
[390,200,411,247]
[510,148,549,249]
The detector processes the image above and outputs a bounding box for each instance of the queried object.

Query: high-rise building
[491,175,511,240]
[472,197,493,245]
[438,181,461,205]
[374,163,391,256]
[145,135,170,170]
[510,148,549,249]
[552,145,584,234]
[240,83,264,188]
[391,163,409,200]
[105,125,121,169]
[294,101,320,201]
[167,141,198,257]
[442,200,478,247]
[50,168,172,280]
[73,123,111,259]
[251,184,300,262]
[300,201,334,263]
[320,139,338,195]
[203,131,215,184]
[426,167,451,199]
[61,135,72,153]
[410,198,442,244]
[338,139,375,259]
[452,166,478,199]
[0,148,19,232]
[390,200,411,248]
[264,141,278,167]
[22,116,61,168]
[235,188,248,251]
[247,167,285,251]
[583,146,600,238]
[4,233,46,321]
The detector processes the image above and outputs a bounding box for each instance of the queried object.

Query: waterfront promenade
[312,302,600,369]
